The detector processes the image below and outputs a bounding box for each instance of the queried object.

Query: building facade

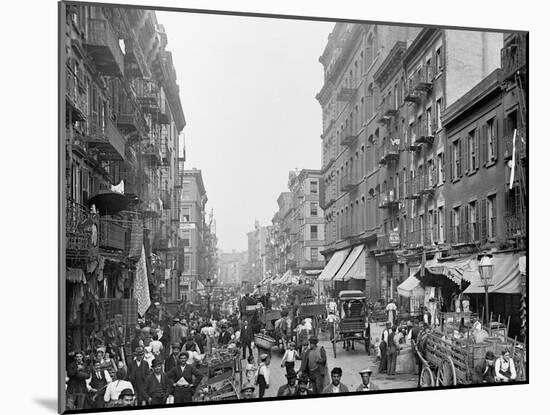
[219,251,248,286]
[64,4,185,351]
[316,24,513,305]
[246,222,270,285]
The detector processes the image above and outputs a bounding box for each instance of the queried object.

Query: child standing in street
[256,354,271,398]
[280,342,300,375]
[244,355,257,385]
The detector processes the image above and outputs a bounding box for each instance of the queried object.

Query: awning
[317,248,351,281]
[463,253,523,294]
[397,266,424,298]
[305,269,323,276]
[419,255,478,285]
[333,245,365,281]
[273,270,292,285]
[88,190,131,215]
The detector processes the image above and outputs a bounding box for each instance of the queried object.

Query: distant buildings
[246,222,270,285]
[219,250,248,285]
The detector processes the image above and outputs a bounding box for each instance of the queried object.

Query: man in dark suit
[240,319,253,360]
[66,351,90,410]
[299,336,327,394]
[127,346,150,406]
[144,359,171,405]
[218,324,232,346]
[472,351,497,384]
[167,351,204,403]
[164,343,181,374]
[88,360,111,408]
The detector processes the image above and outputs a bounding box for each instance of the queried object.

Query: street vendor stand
[194,345,242,401]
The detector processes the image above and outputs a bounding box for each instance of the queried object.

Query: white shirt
[150,340,163,354]
[331,384,340,393]
[187,350,204,365]
[104,380,134,402]
[258,364,270,386]
[495,357,517,380]
[86,369,112,391]
[282,349,299,363]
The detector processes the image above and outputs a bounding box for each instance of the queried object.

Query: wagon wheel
[436,356,457,386]
[332,324,337,358]
[419,365,435,387]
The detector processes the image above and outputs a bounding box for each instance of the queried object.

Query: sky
[157,10,333,252]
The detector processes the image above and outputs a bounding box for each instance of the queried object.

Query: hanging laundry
[110,179,125,194]
[134,245,151,317]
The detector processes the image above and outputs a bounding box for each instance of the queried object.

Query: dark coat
[240,323,253,344]
[127,359,151,402]
[294,388,313,396]
[277,384,298,397]
[218,331,232,346]
[299,346,327,376]
[167,363,204,387]
[472,361,496,384]
[164,353,179,374]
[66,361,90,394]
[144,372,171,401]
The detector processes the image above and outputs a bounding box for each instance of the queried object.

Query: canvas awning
[333,245,365,281]
[397,266,424,298]
[418,255,478,285]
[273,270,292,285]
[317,248,351,281]
[462,253,523,294]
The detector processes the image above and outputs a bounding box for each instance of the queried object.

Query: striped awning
[333,245,365,281]
[317,248,351,281]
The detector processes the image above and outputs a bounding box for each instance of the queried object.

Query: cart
[331,291,370,358]
[414,329,526,387]
[194,346,242,401]
[296,303,327,338]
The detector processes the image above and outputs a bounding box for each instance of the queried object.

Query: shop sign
[389,231,400,247]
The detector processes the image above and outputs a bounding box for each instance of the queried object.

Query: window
[469,201,478,241]
[427,210,434,244]
[426,107,433,135]
[484,118,497,163]
[181,207,191,222]
[419,214,425,244]
[487,195,496,239]
[183,254,191,273]
[467,129,479,172]
[452,207,460,242]
[436,99,442,130]
[310,202,318,217]
[427,159,434,187]
[310,225,318,240]
[437,153,445,184]
[182,182,191,199]
[436,47,443,72]
[437,206,445,242]
[182,231,190,247]
[310,180,318,194]
[311,247,319,262]
[452,140,460,180]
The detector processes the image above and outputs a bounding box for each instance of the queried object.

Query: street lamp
[478,253,494,328]
[158,282,165,322]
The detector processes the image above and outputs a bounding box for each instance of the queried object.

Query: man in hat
[472,351,497,384]
[87,359,112,408]
[299,336,327,394]
[167,351,204,403]
[218,324,232,346]
[127,346,150,406]
[144,358,171,405]
[356,368,377,391]
[277,369,298,397]
[322,367,349,394]
[66,351,90,410]
[241,382,256,400]
[131,329,143,354]
[256,353,271,398]
[294,374,312,396]
[379,322,391,374]
[495,349,517,382]
[164,343,181,374]
[170,318,185,348]
[114,388,135,407]
[240,319,253,360]
[104,368,134,407]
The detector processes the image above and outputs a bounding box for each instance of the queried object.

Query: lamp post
[158,282,165,322]
[478,253,494,328]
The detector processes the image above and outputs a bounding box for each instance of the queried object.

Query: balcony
[500,33,527,82]
[412,64,435,93]
[83,16,124,77]
[378,140,400,165]
[125,33,150,78]
[320,197,336,210]
[116,99,141,133]
[66,128,88,158]
[66,199,92,255]
[161,190,172,210]
[404,178,421,200]
[414,119,435,145]
[503,127,527,165]
[99,217,128,251]
[341,131,358,147]
[65,66,87,121]
[135,80,160,113]
[142,142,163,164]
[87,118,126,161]
[377,98,399,124]
[378,188,399,209]
[404,79,421,103]
[418,171,436,196]
[336,79,359,102]
[402,227,437,249]
[340,174,359,192]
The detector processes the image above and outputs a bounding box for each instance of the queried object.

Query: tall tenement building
[63,4,186,350]
[316,24,525,338]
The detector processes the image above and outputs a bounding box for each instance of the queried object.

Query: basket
[254,333,276,350]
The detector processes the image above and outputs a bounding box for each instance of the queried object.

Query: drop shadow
[34,398,58,413]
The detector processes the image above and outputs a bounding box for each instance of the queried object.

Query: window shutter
[481,124,488,166]
[474,129,480,170]
[494,118,500,161]
[458,139,463,177]
[462,136,468,176]
[449,144,454,180]
[475,200,480,241]
[441,206,446,243]
[448,208,454,244]
[481,198,487,242]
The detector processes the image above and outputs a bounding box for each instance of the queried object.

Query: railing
[377,140,400,165]
[125,33,149,78]
[404,177,421,199]
[500,34,527,81]
[336,77,360,102]
[401,227,436,248]
[378,188,398,208]
[340,174,359,192]
[413,119,435,145]
[66,198,89,234]
[503,127,527,162]
[341,130,358,147]
[404,78,421,102]
[83,17,124,76]
[99,217,127,251]
[378,97,399,122]
[448,223,480,245]
[419,170,436,194]
[117,98,139,131]
[65,66,88,120]
[135,79,160,109]
[504,211,526,239]
[142,142,163,163]
[87,118,126,161]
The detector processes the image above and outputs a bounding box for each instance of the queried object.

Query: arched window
[367,83,374,120]
[361,145,365,177]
